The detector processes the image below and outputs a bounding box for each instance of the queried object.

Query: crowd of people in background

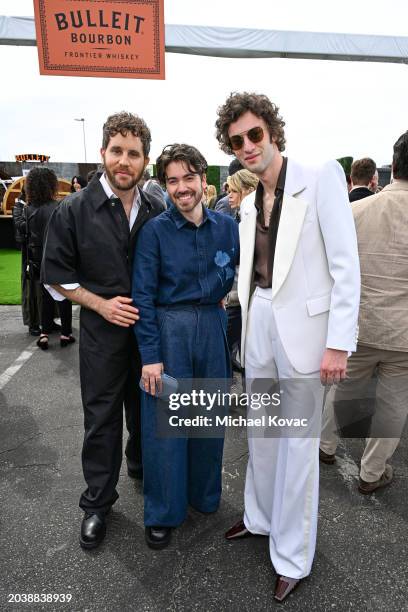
[9,96,408,603]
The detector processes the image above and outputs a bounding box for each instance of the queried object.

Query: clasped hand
[99,296,139,327]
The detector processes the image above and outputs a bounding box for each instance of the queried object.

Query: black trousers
[40,285,72,335]
[24,255,41,329]
[79,307,142,515]
[226,305,242,368]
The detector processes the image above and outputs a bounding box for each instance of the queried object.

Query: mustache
[175,191,195,197]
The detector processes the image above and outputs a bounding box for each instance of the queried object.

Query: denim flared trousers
[141,304,231,527]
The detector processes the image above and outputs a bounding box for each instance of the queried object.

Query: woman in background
[26,167,75,350]
[12,184,41,335]
[227,169,258,222]
[226,169,258,369]
[70,175,87,193]
[206,184,217,208]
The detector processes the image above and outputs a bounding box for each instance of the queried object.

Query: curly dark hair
[25,167,58,207]
[156,144,208,185]
[392,131,408,180]
[102,111,151,157]
[215,92,286,155]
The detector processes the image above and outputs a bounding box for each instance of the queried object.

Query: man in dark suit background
[349,157,378,202]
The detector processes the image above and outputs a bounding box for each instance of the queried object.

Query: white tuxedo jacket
[238,158,361,374]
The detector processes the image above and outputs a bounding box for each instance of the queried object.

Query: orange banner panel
[33,0,165,79]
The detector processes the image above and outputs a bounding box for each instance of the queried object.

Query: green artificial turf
[0,249,21,304]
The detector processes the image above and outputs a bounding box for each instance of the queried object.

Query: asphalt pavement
[0,305,407,612]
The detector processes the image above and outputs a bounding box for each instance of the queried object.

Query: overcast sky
[1,0,408,167]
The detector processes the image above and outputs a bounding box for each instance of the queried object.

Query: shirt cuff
[139,346,162,366]
[44,283,80,301]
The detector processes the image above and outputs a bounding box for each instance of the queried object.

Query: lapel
[129,190,152,248]
[271,159,308,299]
[238,194,257,303]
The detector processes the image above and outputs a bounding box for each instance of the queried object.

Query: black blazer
[349,186,373,203]
[27,200,58,265]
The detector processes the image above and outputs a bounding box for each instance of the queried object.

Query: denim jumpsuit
[132,205,239,526]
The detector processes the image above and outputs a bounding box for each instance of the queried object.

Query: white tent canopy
[1,16,408,64]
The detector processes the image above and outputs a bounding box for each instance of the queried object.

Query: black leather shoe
[80,513,106,549]
[127,461,143,480]
[29,326,41,336]
[145,526,172,550]
[60,335,76,348]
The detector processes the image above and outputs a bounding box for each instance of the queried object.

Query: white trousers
[243,288,324,579]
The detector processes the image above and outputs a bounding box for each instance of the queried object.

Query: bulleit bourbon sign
[33,0,165,79]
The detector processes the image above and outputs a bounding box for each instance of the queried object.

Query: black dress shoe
[29,326,41,336]
[80,513,106,549]
[145,526,172,550]
[60,335,76,348]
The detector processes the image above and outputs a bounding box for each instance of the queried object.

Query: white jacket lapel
[271,159,308,299]
[238,198,257,306]
[272,193,308,298]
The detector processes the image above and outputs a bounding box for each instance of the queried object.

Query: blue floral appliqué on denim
[215,250,234,286]
[215,251,230,267]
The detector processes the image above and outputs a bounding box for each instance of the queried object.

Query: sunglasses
[229,126,264,151]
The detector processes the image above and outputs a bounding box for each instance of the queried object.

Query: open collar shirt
[99,173,141,230]
[254,156,287,288]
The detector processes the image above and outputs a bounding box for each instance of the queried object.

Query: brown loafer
[358,465,393,494]
[274,576,301,601]
[319,448,336,464]
[225,519,250,540]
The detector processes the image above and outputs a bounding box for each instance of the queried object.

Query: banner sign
[15,154,50,162]
[33,0,165,79]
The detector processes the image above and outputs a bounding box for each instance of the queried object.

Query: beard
[105,166,142,192]
[172,186,204,212]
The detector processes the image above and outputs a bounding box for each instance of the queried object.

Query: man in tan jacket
[320,131,408,493]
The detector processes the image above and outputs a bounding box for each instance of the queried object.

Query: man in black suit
[42,112,164,549]
[349,157,378,203]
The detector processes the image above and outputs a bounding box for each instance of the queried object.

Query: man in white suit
[215,93,360,601]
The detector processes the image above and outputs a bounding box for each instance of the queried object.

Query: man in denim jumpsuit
[132,144,239,550]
